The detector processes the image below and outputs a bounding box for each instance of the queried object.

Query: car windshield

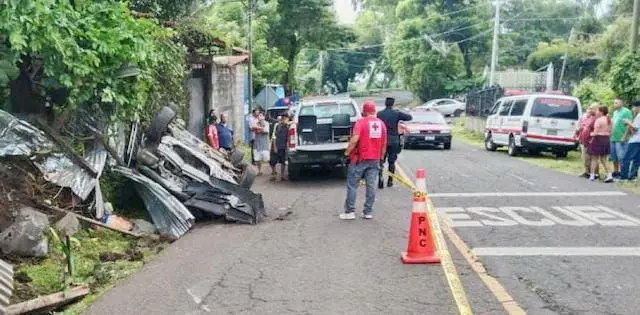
[530,98,579,120]
[408,113,447,124]
[298,102,355,119]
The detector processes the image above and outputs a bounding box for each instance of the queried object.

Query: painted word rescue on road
[438,206,640,227]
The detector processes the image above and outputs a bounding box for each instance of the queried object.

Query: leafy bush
[0,0,188,121]
[609,52,640,105]
[573,78,616,109]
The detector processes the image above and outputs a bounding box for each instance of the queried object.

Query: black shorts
[270,149,287,166]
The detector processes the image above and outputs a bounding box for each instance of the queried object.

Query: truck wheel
[444,142,451,150]
[146,104,177,143]
[555,151,568,158]
[453,109,463,117]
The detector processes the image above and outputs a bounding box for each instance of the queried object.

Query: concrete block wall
[464,116,487,134]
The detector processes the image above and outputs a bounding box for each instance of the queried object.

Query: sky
[333,0,358,25]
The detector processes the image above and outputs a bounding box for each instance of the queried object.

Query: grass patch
[452,119,640,193]
[15,229,162,314]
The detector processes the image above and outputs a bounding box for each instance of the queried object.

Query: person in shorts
[253,113,270,175]
[270,113,290,181]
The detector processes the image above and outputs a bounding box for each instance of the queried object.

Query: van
[484,94,581,158]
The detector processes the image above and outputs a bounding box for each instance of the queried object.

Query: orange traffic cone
[401,169,440,264]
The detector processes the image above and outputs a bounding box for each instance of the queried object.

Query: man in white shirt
[620,100,640,181]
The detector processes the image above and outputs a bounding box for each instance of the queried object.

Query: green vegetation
[0,1,188,120]
[15,229,161,313]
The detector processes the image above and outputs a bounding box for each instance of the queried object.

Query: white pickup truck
[286,98,361,180]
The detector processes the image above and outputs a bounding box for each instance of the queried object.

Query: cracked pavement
[85,167,503,314]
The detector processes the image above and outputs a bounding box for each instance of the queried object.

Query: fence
[465,86,504,117]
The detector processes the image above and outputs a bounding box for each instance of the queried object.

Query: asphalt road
[85,167,504,315]
[399,141,640,315]
[85,137,640,315]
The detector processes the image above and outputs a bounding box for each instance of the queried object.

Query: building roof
[212,55,249,66]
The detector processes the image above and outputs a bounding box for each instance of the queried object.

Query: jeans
[609,141,628,162]
[344,160,379,215]
[620,143,640,180]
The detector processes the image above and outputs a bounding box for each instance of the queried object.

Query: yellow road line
[396,164,527,315]
[394,165,473,315]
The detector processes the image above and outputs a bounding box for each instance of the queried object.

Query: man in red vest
[341,101,387,220]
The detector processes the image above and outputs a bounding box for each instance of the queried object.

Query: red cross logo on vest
[372,123,379,131]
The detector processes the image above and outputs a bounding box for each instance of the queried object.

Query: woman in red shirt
[205,116,220,150]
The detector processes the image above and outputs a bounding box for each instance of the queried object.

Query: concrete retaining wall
[464,116,486,134]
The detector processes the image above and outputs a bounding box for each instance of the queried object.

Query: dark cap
[385,97,395,107]
[633,100,640,107]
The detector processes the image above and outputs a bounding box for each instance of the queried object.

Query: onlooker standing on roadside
[610,99,634,178]
[217,113,234,152]
[341,101,387,220]
[576,103,599,178]
[589,106,614,182]
[248,108,261,164]
[269,113,291,181]
[620,101,640,181]
[253,113,270,176]
[205,116,220,150]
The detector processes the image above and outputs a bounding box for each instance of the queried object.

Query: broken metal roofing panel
[0,259,13,314]
[33,145,108,201]
[0,110,53,157]
[113,167,194,239]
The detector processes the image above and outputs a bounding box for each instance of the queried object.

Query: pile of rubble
[0,104,265,251]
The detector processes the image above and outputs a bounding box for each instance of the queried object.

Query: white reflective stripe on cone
[412,200,426,212]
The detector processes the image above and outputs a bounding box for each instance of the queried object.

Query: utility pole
[318,51,325,94]
[247,0,255,112]
[558,27,575,90]
[632,0,640,52]
[489,1,500,87]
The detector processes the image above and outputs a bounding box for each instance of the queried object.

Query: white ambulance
[484,93,582,158]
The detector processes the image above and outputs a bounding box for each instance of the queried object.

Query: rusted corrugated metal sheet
[0,259,14,314]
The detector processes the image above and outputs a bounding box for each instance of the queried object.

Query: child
[253,113,270,175]
[270,113,291,181]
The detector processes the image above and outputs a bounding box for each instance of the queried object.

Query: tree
[128,0,202,20]
[526,40,598,87]
[0,0,187,120]
[267,0,354,87]
[500,0,582,67]
[322,49,373,93]
[609,53,640,104]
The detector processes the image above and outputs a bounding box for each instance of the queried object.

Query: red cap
[362,101,376,114]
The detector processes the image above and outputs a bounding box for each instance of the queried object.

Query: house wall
[187,76,205,138]
[210,63,246,143]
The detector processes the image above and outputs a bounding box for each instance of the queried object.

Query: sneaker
[613,171,620,177]
[604,175,614,183]
[339,212,356,220]
[387,179,394,188]
[362,214,373,219]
